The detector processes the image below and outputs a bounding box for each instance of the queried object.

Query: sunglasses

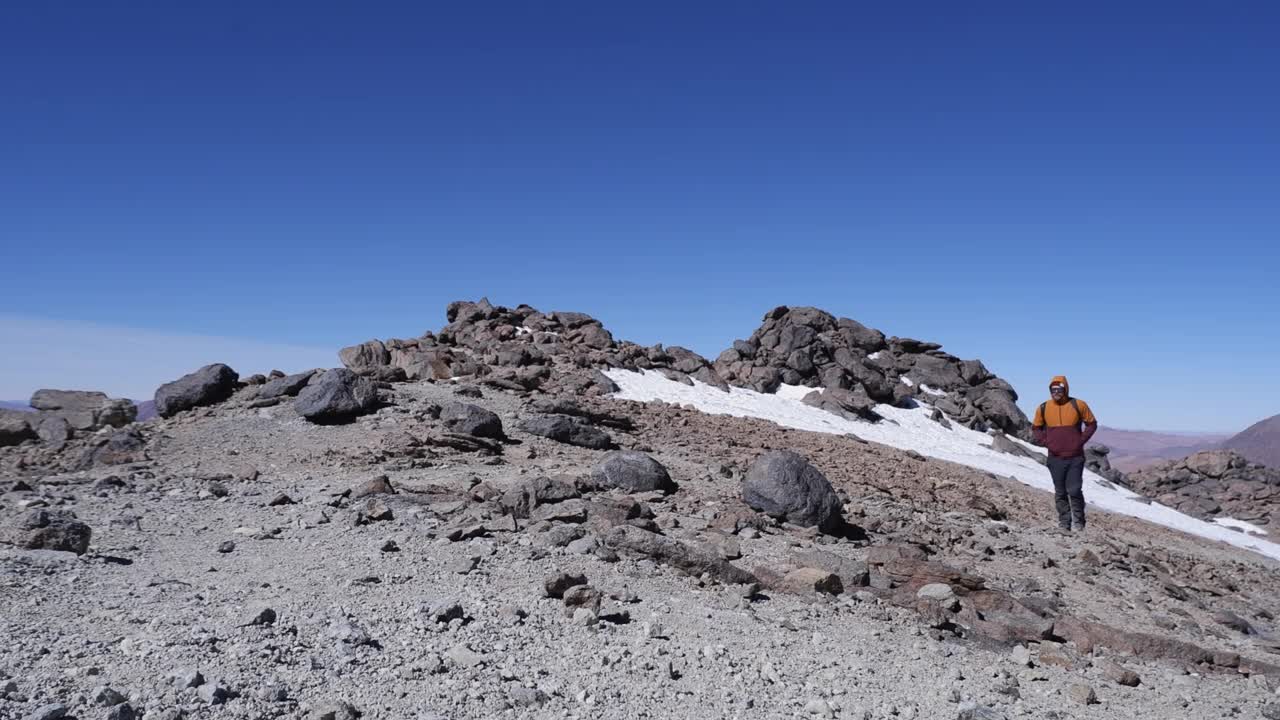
[1050,387,1065,392]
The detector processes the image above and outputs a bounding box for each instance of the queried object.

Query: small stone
[304,510,331,527]
[1010,645,1031,667]
[23,704,67,720]
[781,568,843,595]
[562,585,603,615]
[446,644,488,668]
[443,523,487,541]
[360,499,394,523]
[424,599,465,624]
[351,475,395,498]
[380,538,400,552]
[543,572,588,598]
[217,541,235,553]
[93,686,127,706]
[804,698,835,718]
[1261,704,1280,720]
[641,621,665,639]
[509,687,549,707]
[106,703,137,720]
[1101,660,1141,687]
[246,606,277,625]
[499,605,527,624]
[956,702,1007,719]
[175,668,204,688]
[312,701,359,720]
[447,555,479,574]
[267,493,295,506]
[198,682,230,705]
[566,536,598,555]
[572,608,598,626]
[1068,683,1096,705]
[916,583,956,602]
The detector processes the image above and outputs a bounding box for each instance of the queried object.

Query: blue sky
[3,2,1277,432]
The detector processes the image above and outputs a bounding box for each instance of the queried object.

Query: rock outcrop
[337,298,726,394]
[714,306,1031,438]
[29,390,137,432]
[1126,450,1280,530]
[337,300,1029,439]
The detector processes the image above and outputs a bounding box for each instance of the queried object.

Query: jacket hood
[1049,375,1070,395]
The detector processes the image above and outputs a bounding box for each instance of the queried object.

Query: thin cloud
[0,314,336,401]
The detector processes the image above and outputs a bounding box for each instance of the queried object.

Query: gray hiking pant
[1047,455,1086,529]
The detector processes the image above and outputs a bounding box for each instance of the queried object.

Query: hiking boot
[1072,523,1086,533]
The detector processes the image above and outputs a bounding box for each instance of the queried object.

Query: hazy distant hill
[1222,413,1280,469]
[0,401,33,412]
[1092,425,1230,472]
[135,400,157,421]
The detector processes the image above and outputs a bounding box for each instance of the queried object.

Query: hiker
[1031,375,1098,531]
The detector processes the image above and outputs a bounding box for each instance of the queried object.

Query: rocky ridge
[337,300,1032,441]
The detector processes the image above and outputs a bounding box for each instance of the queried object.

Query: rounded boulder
[742,450,843,533]
[295,369,379,423]
[590,451,677,494]
[440,402,504,439]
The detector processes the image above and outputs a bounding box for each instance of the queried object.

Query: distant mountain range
[1094,415,1280,472]
[1222,413,1280,470]
[0,400,34,412]
[1093,426,1232,472]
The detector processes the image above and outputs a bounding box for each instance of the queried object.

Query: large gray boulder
[339,340,390,373]
[29,390,136,431]
[1,509,92,555]
[0,410,37,447]
[742,450,843,533]
[295,369,379,423]
[154,364,239,418]
[518,414,614,450]
[589,451,677,494]
[440,402,504,439]
[34,415,73,450]
[257,370,318,400]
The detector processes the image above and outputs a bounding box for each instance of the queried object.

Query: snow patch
[604,368,1280,562]
[918,383,947,397]
[1214,517,1269,536]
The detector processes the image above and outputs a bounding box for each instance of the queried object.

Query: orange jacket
[1031,375,1098,458]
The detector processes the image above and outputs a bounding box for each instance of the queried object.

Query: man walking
[1032,376,1098,531]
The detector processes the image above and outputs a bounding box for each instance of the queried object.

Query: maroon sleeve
[1081,421,1098,445]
